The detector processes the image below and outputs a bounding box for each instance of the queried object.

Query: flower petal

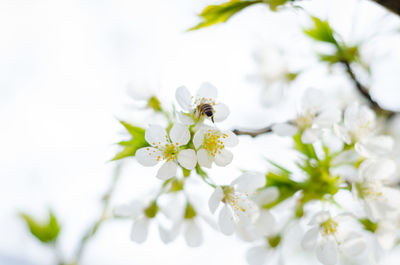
[221,130,239,147]
[145,125,168,146]
[193,129,205,149]
[184,220,203,247]
[214,149,233,167]
[218,204,235,235]
[272,123,298,137]
[314,109,341,128]
[114,200,143,218]
[177,111,194,125]
[197,148,212,168]
[213,103,230,122]
[197,82,218,100]
[135,147,162,166]
[209,186,223,214]
[177,149,197,170]
[246,245,269,265]
[333,123,351,144]
[253,187,279,205]
[175,86,192,111]
[339,232,366,256]
[254,210,276,236]
[301,227,319,250]
[301,128,323,143]
[355,136,394,158]
[169,123,190,146]
[316,237,338,265]
[309,211,331,225]
[130,217,150,243]
[232,172,266,192]
[156,161,178,180]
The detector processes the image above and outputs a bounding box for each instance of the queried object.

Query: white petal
[316,237,338,265]
[184,220,203,247]
[130,217,150,243]
[221,130,239,147]
[301,88,323,114]
[314,109,341,127]
[214,149,233,167]
[114,200,143,218]
[358,158,396,181]
[309,211,331,225]
[272,123,298,136]
[301,128,323,143]
[208,186,224,214]
[197,148,212,168]
[355,136,394,158]
[169,123,190,146]
[255,210,276,236]
[145,125,168,146]
[213,103,230,122]
[340,232,366,256]
[232,172,266,192]
[254,187,280,205]
[175,86,192,111]
[177,111,195,125]
[218,204,235,235]
[333,123,351,144]
[301,227,319,250]
[135,147,162,166]
[246,246,269,265]
[197,82,218,100]
[177,149,197,170]
[156,161,178,180]
[193,129,205,149]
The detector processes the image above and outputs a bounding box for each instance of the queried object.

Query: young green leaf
[112,121,149,161]
[189,0,262,31]
[304,16,338,45]
[20,210,61,244]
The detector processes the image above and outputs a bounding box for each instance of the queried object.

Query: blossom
[272,88,341,143]
[245,238,283,265]
[333,103,394,158]
[353,158,400,221]
[114,200,159,243]
[193,126,238,168]
[208,172,266,235]
[126,80,162,111]
[136,124,197,179]
[175,83,229,124]
[302,211,366,265]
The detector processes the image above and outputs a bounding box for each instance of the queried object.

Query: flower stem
[74,163,123,264]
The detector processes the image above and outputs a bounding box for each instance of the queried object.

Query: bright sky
[1,0,400,264]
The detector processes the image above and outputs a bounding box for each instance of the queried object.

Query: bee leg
[211,116,214,123]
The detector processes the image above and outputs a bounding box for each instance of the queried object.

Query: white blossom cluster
[117,85,400,265]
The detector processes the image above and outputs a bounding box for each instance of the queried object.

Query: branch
[372,0,400,15]
[233,124,273,137]
[341,60,397,117]
[74,163,123,264]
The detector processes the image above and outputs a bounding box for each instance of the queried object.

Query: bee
[196,102,215,122]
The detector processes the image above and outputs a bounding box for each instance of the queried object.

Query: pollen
[320,218,338,236]
[203,129,225,157]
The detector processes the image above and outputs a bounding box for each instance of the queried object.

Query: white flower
[272,88,341,143]
[375,213,400,249]
[159,218,204,247]
[353,158,400,221]
[114,200,158,243]
[136,124,197,179]
[302,211,366,265]
[175,83,230,124]
[333,103,394,158]
[193,126,238,168]
[246,242,283,265]
[208,172,266,235]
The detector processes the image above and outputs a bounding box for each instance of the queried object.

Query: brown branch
[341,60,397,117]
[372,0,400,15]
[233,125,273,137]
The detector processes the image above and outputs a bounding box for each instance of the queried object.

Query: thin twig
[74,163,123,264]
[341,60,397,117]
[233,125,273,137]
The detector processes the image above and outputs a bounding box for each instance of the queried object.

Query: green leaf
[265,158,292,175]
[304,16,338,45]
[112,121,149,161]
[359,218,378,233]
[20,210,61,244]
[189,0,262,31]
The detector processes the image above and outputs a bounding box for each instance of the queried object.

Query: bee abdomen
[201,104,214,117]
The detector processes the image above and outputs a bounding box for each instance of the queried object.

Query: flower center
[203,129,227,157]
[320,218,338,236]
[295,110,315,130]
[194,97,215,106]
[160,143,178,162]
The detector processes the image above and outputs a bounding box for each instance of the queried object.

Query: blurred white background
[1,0,400,264]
